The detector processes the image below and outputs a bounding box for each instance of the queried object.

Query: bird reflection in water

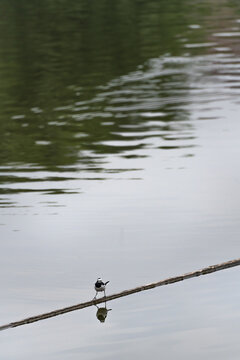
[95,301,112,323]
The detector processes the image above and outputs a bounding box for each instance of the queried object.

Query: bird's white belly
[95,285,104,292]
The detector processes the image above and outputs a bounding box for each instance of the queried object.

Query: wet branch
[0,258,239,331]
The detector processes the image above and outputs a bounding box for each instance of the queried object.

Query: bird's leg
[104,289,106,298]
[93,292,98,301]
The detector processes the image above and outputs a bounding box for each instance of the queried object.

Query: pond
[0,0,240,359]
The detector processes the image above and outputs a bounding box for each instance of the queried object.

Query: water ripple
[3,24,240,204]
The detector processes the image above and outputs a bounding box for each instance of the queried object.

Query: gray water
[0,0,240,358]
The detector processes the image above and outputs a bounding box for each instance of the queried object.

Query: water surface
[0,0,240,359]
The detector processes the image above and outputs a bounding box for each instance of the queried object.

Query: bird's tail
[105,281,110,285]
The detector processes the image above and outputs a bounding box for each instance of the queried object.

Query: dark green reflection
[0,0,217,193]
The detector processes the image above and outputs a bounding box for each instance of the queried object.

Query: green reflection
[0,0,223,194]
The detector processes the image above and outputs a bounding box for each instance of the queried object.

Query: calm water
[0,0,240,358]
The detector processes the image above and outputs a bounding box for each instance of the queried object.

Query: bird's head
[97,277,102,282]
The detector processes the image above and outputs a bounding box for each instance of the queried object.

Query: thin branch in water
[0,258,239,331]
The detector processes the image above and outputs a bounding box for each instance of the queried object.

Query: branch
[0,258,239,331]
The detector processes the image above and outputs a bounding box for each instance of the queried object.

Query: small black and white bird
[93,278,109,299]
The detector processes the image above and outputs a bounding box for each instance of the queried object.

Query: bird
[93,278,109,299]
